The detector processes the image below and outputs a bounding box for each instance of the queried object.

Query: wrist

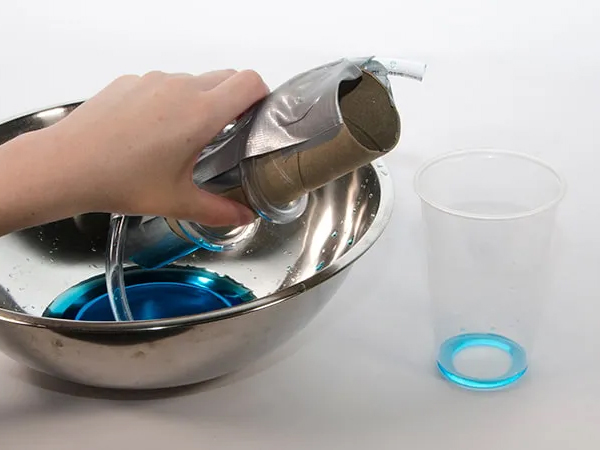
[0,128,91,235]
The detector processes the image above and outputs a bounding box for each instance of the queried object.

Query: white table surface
[1,0,599,448]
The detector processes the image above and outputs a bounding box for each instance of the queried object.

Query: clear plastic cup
[414,149,566,390]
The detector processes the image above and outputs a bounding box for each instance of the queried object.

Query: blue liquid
[43,267,256,321]
[436,333,527,390]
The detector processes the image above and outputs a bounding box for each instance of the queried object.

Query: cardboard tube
[252,70,400,206]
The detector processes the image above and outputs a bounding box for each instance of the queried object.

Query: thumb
[169,181,256,228]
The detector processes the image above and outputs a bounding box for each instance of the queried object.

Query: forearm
[0,129,90,237]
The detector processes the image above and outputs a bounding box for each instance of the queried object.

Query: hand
[43,69,268,227]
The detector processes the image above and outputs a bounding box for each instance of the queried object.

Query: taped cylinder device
[123,58,405,269]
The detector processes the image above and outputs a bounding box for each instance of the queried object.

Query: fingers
[194,69,238,90]
[139,69,237,91]
[203,70,269,137]
[170,180,256,228]
[156,70,237,90]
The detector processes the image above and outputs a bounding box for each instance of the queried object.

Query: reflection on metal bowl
[0,102,394,389]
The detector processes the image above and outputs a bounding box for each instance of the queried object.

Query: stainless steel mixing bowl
[0,102,394,389]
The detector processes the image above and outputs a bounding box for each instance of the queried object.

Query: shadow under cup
[414,149,566,390]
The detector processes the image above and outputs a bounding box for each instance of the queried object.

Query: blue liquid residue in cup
[436,333,528,390]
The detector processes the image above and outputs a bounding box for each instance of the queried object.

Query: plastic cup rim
[413,148,567,221]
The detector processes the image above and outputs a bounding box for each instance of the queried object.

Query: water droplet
[49,258,55,263]
[253,276,257,280]
[368,193,374,199]
[347,237,354,246]
[245,249,253,255]
[286,265,293,273]
[291,277,296,282]
[331,231,338,238]
[8,273,14,279]
[370,213,376,218]
[321,248,325,253]
[316,261,325,271]
[91,246,97,252]
[26,258,30,262]
[365,178,369,183]
[381,169,388,176]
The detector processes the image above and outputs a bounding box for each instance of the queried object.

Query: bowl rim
[0,101,396,332]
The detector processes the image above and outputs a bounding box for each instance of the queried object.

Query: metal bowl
[0,102,394,389]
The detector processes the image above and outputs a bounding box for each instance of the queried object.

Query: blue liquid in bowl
[43,267,256,321]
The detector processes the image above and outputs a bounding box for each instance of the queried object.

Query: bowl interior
[0,104,388,321]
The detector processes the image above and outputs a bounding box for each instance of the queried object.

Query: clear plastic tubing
[105,214,134,321]
[373,57,426,81]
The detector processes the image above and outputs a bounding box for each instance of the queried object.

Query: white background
[0,0,599,448]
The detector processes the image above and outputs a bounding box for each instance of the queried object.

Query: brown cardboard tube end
[254,70,401,206]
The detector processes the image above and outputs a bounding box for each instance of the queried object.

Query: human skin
[0,69,268,237]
